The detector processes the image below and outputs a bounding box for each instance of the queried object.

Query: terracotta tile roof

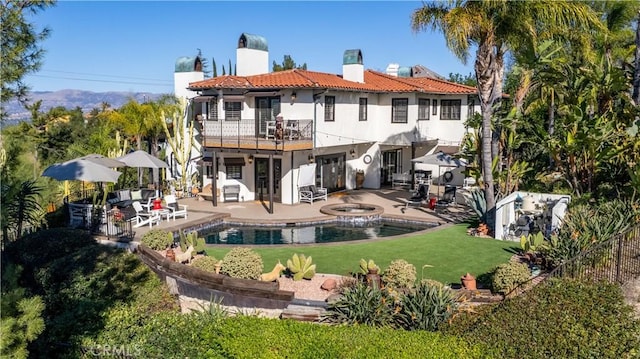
[188,69,477,95]
[364,70,477,94]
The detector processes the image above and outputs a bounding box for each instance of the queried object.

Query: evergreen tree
[0,263,45,359]
[212,57,218,77]
[228,59,232,75]
[197,49,211,78]
[222,65,226,76]
[272,55,307,72]
[0,0,56,122]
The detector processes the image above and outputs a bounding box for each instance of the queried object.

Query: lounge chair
[435,186,457,210]
[130,201,160,228]
[164,194,188,220]
[403,184,430,210]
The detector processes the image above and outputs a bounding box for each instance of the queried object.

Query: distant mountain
[3,89,165,124]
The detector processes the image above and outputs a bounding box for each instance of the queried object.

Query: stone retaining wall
[136,244,294,309]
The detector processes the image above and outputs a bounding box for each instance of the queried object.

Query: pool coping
[157,212,444,248]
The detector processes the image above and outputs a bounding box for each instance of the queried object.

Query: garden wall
[136,244,294,309]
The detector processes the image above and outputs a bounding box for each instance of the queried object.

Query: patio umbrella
[116,150,169,189]
[116,150,169,169]
[78,154,127,168]
[42,158,122,183]
[411,151,467,198]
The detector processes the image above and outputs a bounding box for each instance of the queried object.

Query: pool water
[201,222,433,245]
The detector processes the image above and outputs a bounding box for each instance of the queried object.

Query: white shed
[495,191,571,241]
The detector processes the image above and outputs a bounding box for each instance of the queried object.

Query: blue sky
[24,1,476,94]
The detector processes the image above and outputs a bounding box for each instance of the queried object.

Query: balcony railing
[200,118,313,151]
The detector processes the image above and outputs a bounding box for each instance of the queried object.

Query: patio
[128,187,474,240]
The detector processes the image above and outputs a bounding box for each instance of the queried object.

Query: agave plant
[286,253,316,281]
[465,188,487,224]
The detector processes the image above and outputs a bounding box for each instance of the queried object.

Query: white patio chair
[164,194,188,220]
[130,201,160,228]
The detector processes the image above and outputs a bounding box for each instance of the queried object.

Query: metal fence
[505,223,640,298]
[99,209,135,242]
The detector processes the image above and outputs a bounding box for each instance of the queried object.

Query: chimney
[342,49,364,83]
[385,63,399,77]
[174,55,204,98]
[236,33,269,76]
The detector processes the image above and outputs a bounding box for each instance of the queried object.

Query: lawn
[205,223,518,285]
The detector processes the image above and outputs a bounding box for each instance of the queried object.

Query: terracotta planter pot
[166,248,176,262]
[366,270,381,289]
[460,273,477,290]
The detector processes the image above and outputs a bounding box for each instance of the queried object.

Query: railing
[457,224,640,335]
[201,118,313,151]
[68,203,134,242]
[101,209,135,242]
[505,223,640,298]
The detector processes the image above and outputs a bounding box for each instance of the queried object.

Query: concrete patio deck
[131,187,474,239]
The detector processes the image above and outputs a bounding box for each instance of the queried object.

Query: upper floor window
[418,98,430,120]
[324,96,335,121]
[467,97,476,118]
[391,98,408,123]
[224,101,241,121]
[359,98,367,121]
[441,99,461,120]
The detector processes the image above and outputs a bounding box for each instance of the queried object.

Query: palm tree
[1,179,43,241]
[411,0,600,232]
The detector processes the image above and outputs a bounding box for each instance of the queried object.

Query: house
[170,33,479,211]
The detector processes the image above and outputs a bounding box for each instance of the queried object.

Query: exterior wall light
[291,91,297,103]
[248,155,254,164]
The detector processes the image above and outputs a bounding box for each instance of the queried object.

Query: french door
[255,97,280,137]
[255,157,281,200]
[381,149,402,186]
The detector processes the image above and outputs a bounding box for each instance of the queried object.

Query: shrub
[85,313,487,358]
[6,228,178,358]
[420,278,445,289]
[191,256,218,273]
[383,259,417,290]
[396,281,459,331]
[546,199,640,267]
[322,281,398,327]
[220,247,263,280]
[491,262,531,295]
[454,278,640,358]
[141,229,173,250]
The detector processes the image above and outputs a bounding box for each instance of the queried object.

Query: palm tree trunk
[475,40,498,232]
[632,11,640,106]
[548,89,555,168]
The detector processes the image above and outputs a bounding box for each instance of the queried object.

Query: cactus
[520,232,549,253]
[286,253,316,281]
[359,258,379,274]
[179,230,205,253]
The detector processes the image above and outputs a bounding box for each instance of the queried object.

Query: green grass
[205,223,517,285]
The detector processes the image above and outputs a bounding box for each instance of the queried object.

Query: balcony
[200,118,313,152]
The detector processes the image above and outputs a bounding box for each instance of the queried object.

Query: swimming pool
[200,221,435,245]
